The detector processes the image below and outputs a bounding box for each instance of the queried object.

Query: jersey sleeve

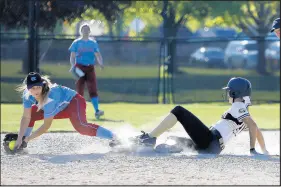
[22,91,32,108]
[69,40,78,52]
[230,103,250,122]
[43,98,57,118]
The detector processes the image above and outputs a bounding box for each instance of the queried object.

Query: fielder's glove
[69,66,85,80]
[3,133,27,154]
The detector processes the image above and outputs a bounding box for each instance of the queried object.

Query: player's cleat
[95,110,104,119]
[109,138,122,148]
[130,131,157,147]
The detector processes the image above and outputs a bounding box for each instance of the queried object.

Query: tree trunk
[161,1,180,74]
[22,49,31,74]
[107,21,114,38]
[256,38,268,75]
[165,26,178,73]
[167,37,178,74]
[114,14,124,64]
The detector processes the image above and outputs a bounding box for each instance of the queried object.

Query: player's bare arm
[256,126,268,154]
[70,52,76,67]
[25,116,54,143]
[242,116,257,150]
[15,108,32,148]
[242,116,268,154]
[95,52,104,68]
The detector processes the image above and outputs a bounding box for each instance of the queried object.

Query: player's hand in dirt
[14,138,23,150]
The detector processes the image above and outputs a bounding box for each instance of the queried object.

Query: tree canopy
[0,0,131,30]
[206,1,280,37]
[206,1,280,74]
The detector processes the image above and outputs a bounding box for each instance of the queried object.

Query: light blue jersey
[69,38,100,66]
[23,84,77,118]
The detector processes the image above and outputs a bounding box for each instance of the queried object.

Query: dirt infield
[1,127,280,185]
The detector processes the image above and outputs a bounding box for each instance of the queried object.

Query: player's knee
[171,105,185,118]
[171,105,183,117]
[76,128,88,135]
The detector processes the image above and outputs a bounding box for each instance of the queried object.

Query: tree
[0,0,131,30]
[207,1,280,75]
[0,0,131,73]
[157,1,210,73]
[110,1,210,72]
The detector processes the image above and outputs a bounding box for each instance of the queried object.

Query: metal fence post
[28,0,35,73]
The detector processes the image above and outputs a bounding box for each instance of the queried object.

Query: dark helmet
[222,77,252,98]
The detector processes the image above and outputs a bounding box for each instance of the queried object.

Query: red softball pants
[28,94,99,136]
[75,63,98,98]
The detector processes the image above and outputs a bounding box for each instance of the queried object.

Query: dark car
[189,47,225,68]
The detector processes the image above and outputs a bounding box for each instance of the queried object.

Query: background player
[69,23,104,119]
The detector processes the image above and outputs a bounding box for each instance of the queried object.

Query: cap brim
[27,82,43,89]
[271,26,280,32]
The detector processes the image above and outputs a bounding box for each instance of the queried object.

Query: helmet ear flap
[229,90,240,98]
[229,90,235,97]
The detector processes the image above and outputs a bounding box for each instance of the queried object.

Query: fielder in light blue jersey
[69,23,104,119]
[3,72,117,154]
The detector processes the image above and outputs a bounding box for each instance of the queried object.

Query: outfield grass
[1,103,279,133]
[1,61,280,104]
[1,61,159,79]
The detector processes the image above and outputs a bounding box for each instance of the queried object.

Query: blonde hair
[16,75,53,111]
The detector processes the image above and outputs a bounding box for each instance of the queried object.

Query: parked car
[265,41,280,71]
[189,47,225,68]
[224,40,258,69]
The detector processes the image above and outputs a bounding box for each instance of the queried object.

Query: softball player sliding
[126,77,269,155]
[3,72,116,153]
[69,23,104,119]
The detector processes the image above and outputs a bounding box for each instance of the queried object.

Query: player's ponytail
[15,78,28,94]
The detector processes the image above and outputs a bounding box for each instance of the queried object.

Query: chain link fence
[1,33,280,104]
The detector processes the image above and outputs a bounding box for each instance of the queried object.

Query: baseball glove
[3,133,27,154]
[69,66,85,80]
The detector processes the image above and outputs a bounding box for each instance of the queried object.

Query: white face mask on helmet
[243,96,251,107]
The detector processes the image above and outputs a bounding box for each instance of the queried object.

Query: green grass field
[1,103,279,133]
[1,61,280,133]
[1,61,280,104]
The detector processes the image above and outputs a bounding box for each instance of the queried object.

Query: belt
[210,127,225,150]
[76,63,94,67]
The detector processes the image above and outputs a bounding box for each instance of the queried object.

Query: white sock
[148,113,178,138]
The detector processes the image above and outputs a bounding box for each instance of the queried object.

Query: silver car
[224,40,258,69]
